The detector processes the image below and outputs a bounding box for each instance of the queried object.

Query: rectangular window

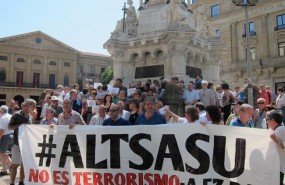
[216,29,221,37]
[279,42,285,56]
[0,94,6,99]
[16,71,24,88]
[76,65,83,75]
[101,68,106,74]
[90,66,95,74]
[277,14,285,30]
[49,74,56,89]
[244,22,255,36]
[0,56,8,61]
[33,73,40,88]
[64,62,70,67]
[211,4,219,17]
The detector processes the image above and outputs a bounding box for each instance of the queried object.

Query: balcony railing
[242,31,256,38]
[274,25,285,31]
[0,82,50,89]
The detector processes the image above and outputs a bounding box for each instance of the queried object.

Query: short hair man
[134,96,166,125]
[0,105,13,176]
[229,104,254,127]
[8,99,36,185]
[103,104,129,126]
[89,105,109,125]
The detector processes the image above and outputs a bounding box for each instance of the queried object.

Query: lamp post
[122,2,127,32]
[232,0,258,107]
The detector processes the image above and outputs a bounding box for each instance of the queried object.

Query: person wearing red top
[259,84,273,106]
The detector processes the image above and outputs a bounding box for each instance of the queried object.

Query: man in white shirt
[89,105,109,125]
[194,102,210,124]
[0,105,13,175]
[118,101,130,121]
[56,85,65,100]
[183,81,200,106]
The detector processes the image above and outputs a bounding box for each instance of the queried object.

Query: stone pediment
[0,31,78,53]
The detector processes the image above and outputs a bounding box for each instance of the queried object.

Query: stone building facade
[104,0,224,86]
[191,0,285,92]
[0,31,111,105]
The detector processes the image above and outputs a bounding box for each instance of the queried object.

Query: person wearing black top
[8,99,36,185]
[129,99,140,125]
[103,104,129,126]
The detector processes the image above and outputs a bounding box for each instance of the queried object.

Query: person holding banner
[8,99,36,185]
[89,105,109,125]
[103,104,129,126]
[57,99,86,127]
[266,110,285,185]
[134,96,166,125]
[39,107,58,125]
[229,104,254,127]
[165,105,200,124]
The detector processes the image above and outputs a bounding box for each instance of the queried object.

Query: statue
[167,0,194,26]
[126,0,138,36]
[195,4,216,38]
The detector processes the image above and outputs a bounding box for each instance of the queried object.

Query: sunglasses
[109,109,118,113]
[257,102,265,104]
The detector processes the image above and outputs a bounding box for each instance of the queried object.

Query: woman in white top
[266,110,285,185]
[165,105,200,124]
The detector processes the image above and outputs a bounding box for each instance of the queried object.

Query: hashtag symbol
[35,135,56,167]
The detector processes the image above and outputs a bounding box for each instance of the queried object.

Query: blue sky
[0,0,140,55]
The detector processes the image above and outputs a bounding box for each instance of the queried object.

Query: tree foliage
[100,67,113,85]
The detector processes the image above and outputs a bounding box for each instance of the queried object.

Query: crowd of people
[0,75,284,185]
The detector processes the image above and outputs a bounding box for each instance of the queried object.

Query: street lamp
[232,0,258,107]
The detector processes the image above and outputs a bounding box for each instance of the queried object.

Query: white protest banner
[19,124,282,185]
[94,83,102,89]
[107,85,119,94]
[87,100,96,107]
[127,88,136,97]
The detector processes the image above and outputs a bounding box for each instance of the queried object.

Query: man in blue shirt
[183,81,200,106]
[230,104,254,128]
[103,104,129,126]
[134,96,166,125]
[70,90,82,114]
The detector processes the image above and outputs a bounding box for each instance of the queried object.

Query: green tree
[100,67,113,85]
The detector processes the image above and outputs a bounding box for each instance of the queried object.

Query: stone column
[231,22,238,63]
[26,55,32,83]
[72,59,77,85]
[261,14,269,58]
[43,56,48,84]
[58,58,63,85]
[113,50,125,80]
[169,42,186,76]
[8,53,15,82]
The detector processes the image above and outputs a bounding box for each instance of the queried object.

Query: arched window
[0,69,6,82]
[131,53,139,63]
[16,58,25,63]
[49,61,56,66]
[33,60,41,64]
